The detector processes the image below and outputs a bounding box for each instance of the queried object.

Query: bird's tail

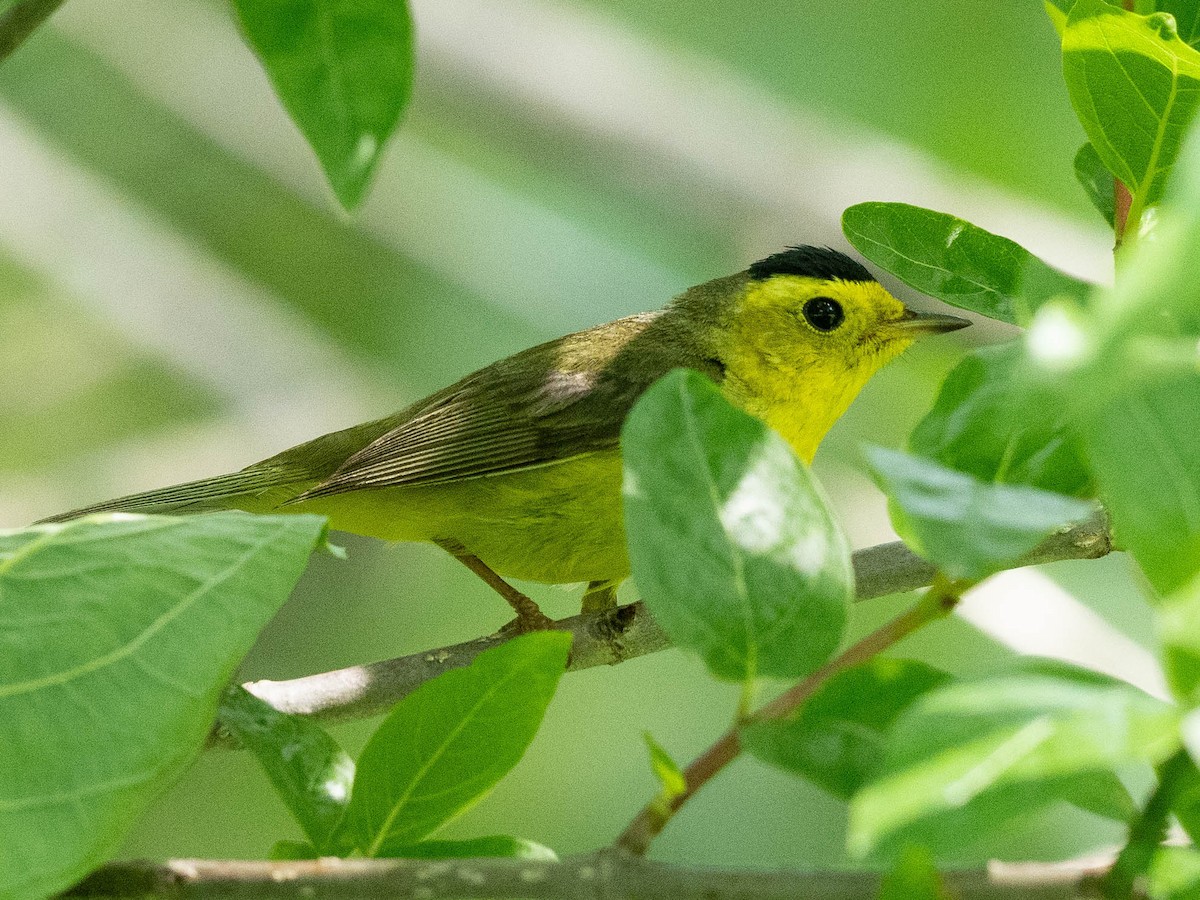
[35,468,301,524]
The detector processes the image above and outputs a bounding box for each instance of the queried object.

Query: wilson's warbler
[43,247,968,628]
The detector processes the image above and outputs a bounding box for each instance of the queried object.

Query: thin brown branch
[0,0,66,64]
[62,851,1134,899]
[614,576,965,856]
[226,512,1110,742]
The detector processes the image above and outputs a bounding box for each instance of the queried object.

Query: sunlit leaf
[1063,0,1200,218]
[849,662,1176,859]
[1149,845,1200,900]
[0,513,326,900]
[842,202,1089,326]
[623,369,851,682]
[644,732,686,814]
[864,446,1095,581]
[342,632,570,857]
[218,685,355,853]
[1074,142,1117,227]
[231,0,414,209]
[742,659,950,799]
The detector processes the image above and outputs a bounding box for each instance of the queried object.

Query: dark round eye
[802,297,845,332]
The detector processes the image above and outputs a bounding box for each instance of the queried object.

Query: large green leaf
[1062,0,1200,224]
[1159,573,1200,703]
[742,659,949,799]
[1074,142,1117,227]
[342,632,571,857]
[1083,371,1200,596]
[0,513,327,900]
[849,662,1176,859]
[231,0,414,210]
[910,343,1092,496]
[841,202,1089,326]
[864,446,1095,582]
[622,369,852,682]
[218,686,355,853]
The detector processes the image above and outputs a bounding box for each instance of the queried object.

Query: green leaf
[864,446,1095,582]
[622,369,852,682]
[1074,142,1118,226]
[375,836,558,861]
[644,732,686,817]
[1045,0,1071,37]
[841,202,1089,326]
[342,632,571,857]
[0,513,326,900]
[231,0,414,210]
[218,685,355,853]
[1062,0,1200,222]
[1163,1,1200,48]
[910,343,1092,496]
[1083,371,1200,596]
[849,662,1177,859]
[878,845,948,900]
[742,659,950,800]
[1159,575,1200,702]
[1149,846,1200,900]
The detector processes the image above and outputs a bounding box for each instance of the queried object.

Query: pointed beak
[887,307,972,336]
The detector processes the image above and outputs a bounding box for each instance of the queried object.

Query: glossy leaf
[231,0,414,210]
[1074,142,1117,227]
[218,685,355,852]
[376,836,557,861]
[910,343,1092,497]
[742,659,950,799]
[842,202,1089,326]
[1063,0,1200,216]
[849,662,1176,859]
[343,632,571,857]
[623,369,852,682]
[864,446,1095,581]
[0,513,327,900]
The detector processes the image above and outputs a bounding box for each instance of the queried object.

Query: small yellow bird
[43,247,967,629]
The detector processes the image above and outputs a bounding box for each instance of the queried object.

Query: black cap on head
[747,246,875,284]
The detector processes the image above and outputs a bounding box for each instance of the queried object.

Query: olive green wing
[291,314,719,501]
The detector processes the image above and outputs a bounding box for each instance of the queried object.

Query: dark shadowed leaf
[218,685,355,853]
[231,0,414,209]
[742,659,950,799]
[842,202,1089,326]
[0,513,326,900]
[623,369,852,682]
[1161,0,1200,48]
[1074,142,1117,227]
[849,662,1173,859]
[342,632,571,857]
[910,343,1092,497]
[864,446,1095,581]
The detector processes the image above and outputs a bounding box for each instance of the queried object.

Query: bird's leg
[580,579,619,614]
[435,539,554,632]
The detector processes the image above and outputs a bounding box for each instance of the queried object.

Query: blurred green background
[0,0,1160,870]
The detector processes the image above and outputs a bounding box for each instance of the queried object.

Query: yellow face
[717,273,961,463]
